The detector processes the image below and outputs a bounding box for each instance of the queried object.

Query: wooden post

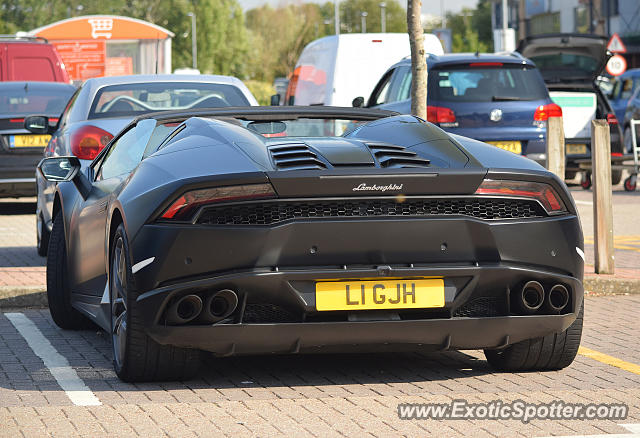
[546,116,565,179]
[591,119,615,274]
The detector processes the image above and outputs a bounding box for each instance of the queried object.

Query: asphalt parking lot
[0,184,639,437]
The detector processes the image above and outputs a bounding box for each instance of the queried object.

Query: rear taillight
[606,113,618,125]
[427,106,456,125]
[533,103,563,122]
[475,179,566,214]
[70,125,113,160]
[160,183,276,221]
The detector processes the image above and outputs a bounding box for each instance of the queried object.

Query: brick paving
[0,295,639,437]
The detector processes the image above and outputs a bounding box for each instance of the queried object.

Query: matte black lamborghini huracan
[37,107,584,382]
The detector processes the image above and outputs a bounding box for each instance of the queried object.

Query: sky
[237,0,480,14]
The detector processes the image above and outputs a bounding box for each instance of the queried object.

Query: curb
[0,286,47,309]
[1,276,639,310]
[583,275,640,295]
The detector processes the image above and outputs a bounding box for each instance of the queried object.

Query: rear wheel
[484,303,583,371]
[612,169,623,186]
[47,213,93,329]
[110,223,201,382]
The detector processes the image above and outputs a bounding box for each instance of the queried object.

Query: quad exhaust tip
[545,284,570,313]
[166,294,203,325]
[195,289,239,324]
[516,280,545,314]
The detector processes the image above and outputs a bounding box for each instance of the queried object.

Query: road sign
[606,54,627,76]
[607,33,626,53]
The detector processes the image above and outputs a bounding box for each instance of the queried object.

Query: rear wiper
[491,96,523,101]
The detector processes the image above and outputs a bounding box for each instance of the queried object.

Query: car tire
[37,214,50,257]
[612,169,623,186]
[47,213,94,329]
[484,303,583,371]
[110,223,201,382]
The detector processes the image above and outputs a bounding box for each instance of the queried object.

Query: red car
[0,35,70,83]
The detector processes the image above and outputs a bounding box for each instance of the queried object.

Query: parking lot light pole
[380,2,386,33]
[334,0,340,35]
[187,12,197,70]
[361,12,368,33]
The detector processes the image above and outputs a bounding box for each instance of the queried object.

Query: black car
[35,107,584,382]
[518,34,625,183]
[0,81,75,197]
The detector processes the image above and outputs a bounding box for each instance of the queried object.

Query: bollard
[546,116,565,179]
[591,119,615,274]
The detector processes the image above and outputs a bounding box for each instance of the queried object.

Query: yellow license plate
[315,278,445,311]
[566,143,587,155]
[10,134,51,148]
[487,141,522,154]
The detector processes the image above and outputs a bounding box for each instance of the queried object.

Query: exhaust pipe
[166,294,203,325]
[195,289,239,324]
[515,281,545,314]
[545,284,570,313]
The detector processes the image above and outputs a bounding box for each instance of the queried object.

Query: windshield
[428,66,549,102]
[529,54,600,82]
[89,82,250,119]
[0,85,75,117]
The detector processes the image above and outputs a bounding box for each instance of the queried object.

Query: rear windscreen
[527,54,600,82]
[89,82,250,119]
[0,85,75,116]
[428,65,549,102]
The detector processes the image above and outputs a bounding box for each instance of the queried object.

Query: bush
[244,80,276,106]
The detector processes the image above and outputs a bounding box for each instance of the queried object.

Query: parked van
[284,33,443,107]
[0,35,70,82]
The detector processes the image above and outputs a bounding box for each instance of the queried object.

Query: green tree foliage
[0,0,251,77]
[245,3,328,83]
[446,1,493,53]
[337,0,406,34]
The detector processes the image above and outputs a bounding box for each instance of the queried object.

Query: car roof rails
[0,34,48,43]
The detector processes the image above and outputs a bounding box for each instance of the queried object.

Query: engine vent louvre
[367,144,430,168]
[268,144,327,170]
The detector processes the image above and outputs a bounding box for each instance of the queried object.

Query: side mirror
[25,115,52,134]
[352,96,365,108]
[37,157,81,182]
[270,94,281,106]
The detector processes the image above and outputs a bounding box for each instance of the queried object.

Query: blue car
[362,53,560,166]
[606,68,640,125]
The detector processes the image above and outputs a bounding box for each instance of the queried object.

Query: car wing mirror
[270,94,281,106]
[352,96,365,108]
[24,115,53,134]
[38,156,91,199]
[38,157,80,182]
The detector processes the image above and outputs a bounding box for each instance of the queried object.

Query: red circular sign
[606,54,627,76]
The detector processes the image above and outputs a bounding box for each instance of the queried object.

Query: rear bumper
[136,263,583,355]
[148,313,578,355]
[0,177,36,197]
[129,212,583,355]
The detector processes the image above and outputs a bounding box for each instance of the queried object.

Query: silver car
[27,74,258,256]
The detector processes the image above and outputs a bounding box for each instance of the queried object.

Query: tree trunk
[407,0,426,120]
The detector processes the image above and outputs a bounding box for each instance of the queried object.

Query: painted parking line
[574,200,594,206]
[5,312,101,406]
[584,235,640,253]
[578,346,640,376]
